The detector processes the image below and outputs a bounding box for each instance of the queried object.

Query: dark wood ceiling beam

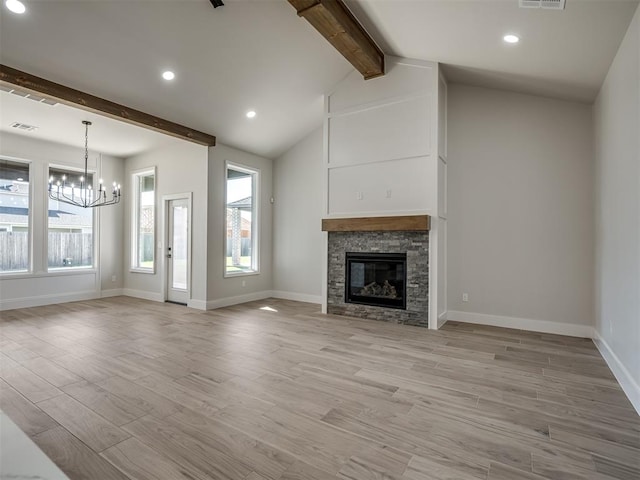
[288,0,384,80]
[0,64,216,147]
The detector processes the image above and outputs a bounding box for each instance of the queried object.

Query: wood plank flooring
[1,297,638,480]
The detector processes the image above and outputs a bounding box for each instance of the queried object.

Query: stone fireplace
[323,216,430,327]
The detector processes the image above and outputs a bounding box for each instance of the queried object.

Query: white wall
[325,57,438,217]
[593,5,640,412]
[207,143,273,307]
[272,127,323,303]
[123,139,208,306]
[0,131,124,309]
[447,85,594,336]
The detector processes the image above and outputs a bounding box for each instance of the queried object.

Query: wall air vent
[0,85,58,106]
[520,0,566,9]
[10,122,38,132]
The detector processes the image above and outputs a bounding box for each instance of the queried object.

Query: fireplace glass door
[345,252,406,309]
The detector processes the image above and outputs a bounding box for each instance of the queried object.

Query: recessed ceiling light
[162,71,175,81]
[503,34,520,44]
[246,110,257,119]
[5,0,26,14]
[16,177,23,181]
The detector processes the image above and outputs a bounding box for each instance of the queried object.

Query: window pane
[48,168,93,269]
[225,167,256,274]
[135,172,155,270]
[0,159,30,273]
[171,203,188,289]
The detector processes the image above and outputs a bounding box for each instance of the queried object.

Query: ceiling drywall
[1,0,638,159]
[0,0,352,159]
[0,91,178,157]
[346,0,639,103]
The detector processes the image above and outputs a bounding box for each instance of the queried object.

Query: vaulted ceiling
[1,0,637,159]
[347,0,639,103]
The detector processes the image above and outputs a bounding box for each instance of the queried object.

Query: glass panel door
[167,198,189,304]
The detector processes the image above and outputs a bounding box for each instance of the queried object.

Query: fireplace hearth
[346,252,406,309]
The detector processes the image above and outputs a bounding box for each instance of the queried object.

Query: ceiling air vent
[10,122,38,132]
[0,86,58,106]
[520,0,565,9]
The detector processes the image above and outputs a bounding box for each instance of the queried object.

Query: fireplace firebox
[345,252,407,309]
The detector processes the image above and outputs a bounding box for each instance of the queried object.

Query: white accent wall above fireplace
[325,57,440,217]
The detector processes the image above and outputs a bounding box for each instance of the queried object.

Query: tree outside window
[225,164,258,275]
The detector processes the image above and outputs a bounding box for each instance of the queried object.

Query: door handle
[167,254,172,258]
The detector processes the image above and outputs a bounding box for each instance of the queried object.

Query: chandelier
[48,120,121,208]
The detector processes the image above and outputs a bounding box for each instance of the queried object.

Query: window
[131,169,155,272]
[0,159,30,273]
[48,167,94,269]
[225,164,258,275]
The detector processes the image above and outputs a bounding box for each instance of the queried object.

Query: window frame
[46,163,97,272]
[0,157,33,276]
[223,161,260,278]
[130,166,156,274]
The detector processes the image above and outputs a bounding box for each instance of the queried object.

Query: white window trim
[130,166,156,274]
[223,161,260,278]
[0,156,33,276]
[47,163,98,272]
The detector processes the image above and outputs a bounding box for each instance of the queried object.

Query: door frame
[162,192,192,303]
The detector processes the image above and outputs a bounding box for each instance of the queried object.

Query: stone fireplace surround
[324,216,430,327]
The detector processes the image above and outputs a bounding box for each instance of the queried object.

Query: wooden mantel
[322,215,430,232]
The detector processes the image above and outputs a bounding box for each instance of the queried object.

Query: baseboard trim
[206,290,272,310]
[593,330,640,415]
[0,290,99,311]
[437,311,448,329]
[121,289,164,303]
[101,288,124,298]
[269,290,323,305]
[446,310,594,338]
[187,299,207,310]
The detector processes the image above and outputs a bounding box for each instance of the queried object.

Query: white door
[166,198,190,304]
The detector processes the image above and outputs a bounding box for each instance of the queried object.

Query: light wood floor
[1,297,638,480]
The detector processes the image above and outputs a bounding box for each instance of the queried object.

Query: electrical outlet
[111,275,116,282]
[356,191,363,200]
[462,293,469,302]
[386,189,392,198]
[241,280,246,287]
